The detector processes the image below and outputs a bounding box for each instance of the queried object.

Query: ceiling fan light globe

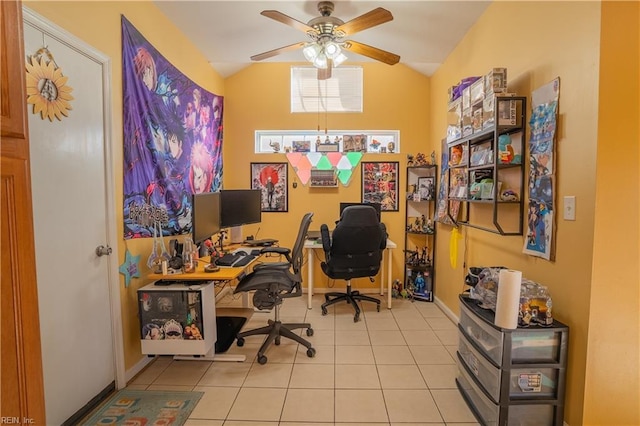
[324,41,341,59]
[303,43,321,61]
[313,53,328,69]
[333,52,347,67]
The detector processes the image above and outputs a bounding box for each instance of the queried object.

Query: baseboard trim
[125,355,155,385]
[434,295,459,323]
[302,287,384,295]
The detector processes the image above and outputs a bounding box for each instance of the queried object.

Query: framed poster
[361,161,399,211]
[417,177,435,201]
[250,162,288,212]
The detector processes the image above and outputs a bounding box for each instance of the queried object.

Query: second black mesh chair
[319,205,387,322]
[234,212,316,364]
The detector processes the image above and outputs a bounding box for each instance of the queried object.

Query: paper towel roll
[495,269,522,329]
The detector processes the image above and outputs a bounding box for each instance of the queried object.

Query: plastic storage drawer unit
[458,330,560,401]
[456,295,568,426]
[459,299,565,366]
[456,355,558,426]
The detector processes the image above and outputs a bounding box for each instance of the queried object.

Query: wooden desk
[148,260,248,282]
[304,239,397,310]
[146,258,257,362]
[148,256,257,301]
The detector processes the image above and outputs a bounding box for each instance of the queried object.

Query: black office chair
[234,212,316,364]
[320,205,387,322]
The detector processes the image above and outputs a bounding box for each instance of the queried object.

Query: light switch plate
[563,196,576,220]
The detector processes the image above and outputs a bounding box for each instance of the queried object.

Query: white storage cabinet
[138,281,216,356]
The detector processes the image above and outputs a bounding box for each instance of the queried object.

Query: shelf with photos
[445,100,526,235]
[254,130,400,154]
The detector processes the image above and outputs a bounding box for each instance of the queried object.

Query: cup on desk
[182,239,196,273]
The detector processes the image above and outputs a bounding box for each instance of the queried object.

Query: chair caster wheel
[307,348,316,358]
[258,355,268,365]
[306,328,314,336]
[377,304,381,312]
[236,337,245,347]
[321,307,328,316]
[275,337,281,345]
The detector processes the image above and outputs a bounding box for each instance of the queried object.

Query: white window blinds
[291,66,363,113]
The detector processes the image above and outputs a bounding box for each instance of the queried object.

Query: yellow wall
[224,62,431,290]
[24,0,224,370]
[429,2,602,425]
[583,2,640,425]
[21,2,640,424]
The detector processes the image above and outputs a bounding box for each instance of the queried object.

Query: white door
[23,10,123,425]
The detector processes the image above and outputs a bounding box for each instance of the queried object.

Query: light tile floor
[127,293,479,425]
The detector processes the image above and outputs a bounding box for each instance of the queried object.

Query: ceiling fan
[250,1,400,79]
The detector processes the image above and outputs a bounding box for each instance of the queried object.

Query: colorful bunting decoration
[286,152,363,186]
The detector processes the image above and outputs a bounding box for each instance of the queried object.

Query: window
[291,66,363,113]
[255,130,400,154]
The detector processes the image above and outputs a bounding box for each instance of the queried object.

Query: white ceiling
[153,1,491,78]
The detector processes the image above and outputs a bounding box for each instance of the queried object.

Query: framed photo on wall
[361,161,399,211]
[250,162,288,212]
[417,176,435,200]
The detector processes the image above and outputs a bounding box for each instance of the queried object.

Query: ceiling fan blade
[261,10,317,34]
[317,60,333,80]
[335,8,393,36]
[343,40,400,65]
[250,42,306,61]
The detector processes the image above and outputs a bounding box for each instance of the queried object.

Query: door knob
[95,245,112,257]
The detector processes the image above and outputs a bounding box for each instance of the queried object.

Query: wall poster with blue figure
[122,16,223,239]
[523,78,559,260]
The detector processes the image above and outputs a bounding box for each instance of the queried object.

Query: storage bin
[511,332,563,364]
[459,298,566,365]
[460,330,560,401]
[456,355,499,425]
[459,330,501,402]
[457,355,559,426]
[459,300,505,365]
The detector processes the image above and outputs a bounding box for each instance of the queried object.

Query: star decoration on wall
[119,249,141,288]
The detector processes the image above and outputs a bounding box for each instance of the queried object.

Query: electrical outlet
[563,196,576,220]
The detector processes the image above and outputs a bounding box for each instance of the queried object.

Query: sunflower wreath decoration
[25,47,74,121]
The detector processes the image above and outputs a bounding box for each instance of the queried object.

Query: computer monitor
[220,189,262,228]
[192,191,221,246]
[339,202,382,222]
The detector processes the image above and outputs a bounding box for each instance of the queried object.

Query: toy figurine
[407,154,415,167]
[414,272,426,293]
[415,152,428,166]
[392,279,402,299]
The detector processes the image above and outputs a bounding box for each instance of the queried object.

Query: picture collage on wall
[361,161,399,211]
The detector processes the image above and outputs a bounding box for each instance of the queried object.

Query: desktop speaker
[230,226,243,244]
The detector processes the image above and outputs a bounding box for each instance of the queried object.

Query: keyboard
[243,238,278,247]
[217,252,243,267]
[217,251,256,267]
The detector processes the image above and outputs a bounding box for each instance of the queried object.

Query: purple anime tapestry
[122,16,223,239]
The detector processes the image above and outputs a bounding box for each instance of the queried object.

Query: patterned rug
[81,389,203,425]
